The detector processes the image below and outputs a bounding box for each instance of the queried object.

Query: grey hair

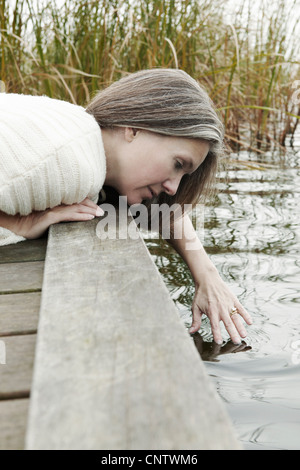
[87,68,223,142]
[86,68,225,207]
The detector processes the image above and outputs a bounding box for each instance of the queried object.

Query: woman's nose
[162,177,181,196]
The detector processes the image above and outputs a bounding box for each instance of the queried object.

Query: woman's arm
[0,211,21,233]
[167,213,252,344]
[0,198,103,240]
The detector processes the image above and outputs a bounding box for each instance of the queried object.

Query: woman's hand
[167,213,253,345]
[189,268,252,344]
[6,198,104,240]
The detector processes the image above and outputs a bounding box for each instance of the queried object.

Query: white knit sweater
[0,93,106,246]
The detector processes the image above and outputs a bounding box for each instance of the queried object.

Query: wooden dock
[0,215,241,450]
[0,238,47,450]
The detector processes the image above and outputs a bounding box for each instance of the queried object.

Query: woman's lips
[148,186,154,198]
[148,187,158,197]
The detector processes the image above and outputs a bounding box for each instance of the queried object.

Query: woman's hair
[86,68,224,209]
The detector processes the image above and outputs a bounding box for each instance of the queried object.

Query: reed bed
[1,0,300,156]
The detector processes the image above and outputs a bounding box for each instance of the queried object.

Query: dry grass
[1,0,300,156]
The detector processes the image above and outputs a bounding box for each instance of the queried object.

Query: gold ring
[230,307,238,317]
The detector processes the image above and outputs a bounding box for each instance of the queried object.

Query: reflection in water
[145,138,300,450]
[192,333,252,362]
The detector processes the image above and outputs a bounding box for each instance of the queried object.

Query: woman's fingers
[222,302,253,344]
[209,315,223,345]
[223,314,243,344]
[236,302,253,326]
[76,204,104,217]
[191,302,251,345]
[77,198,104,216]
[230,312,248,338]
[189,304,203,334]
[51,206,94,223]
[190,305,223,345]
[50,199,104,223]
[190,279,252,345]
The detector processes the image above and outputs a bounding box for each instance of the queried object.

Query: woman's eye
[175,160,184,170]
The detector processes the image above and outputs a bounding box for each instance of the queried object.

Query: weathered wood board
[0,238,46,450]
[0,334,36,399]
[0,399,29,451]
[0,261,44,294]
[0,293,41,337]
[26,217,241,450]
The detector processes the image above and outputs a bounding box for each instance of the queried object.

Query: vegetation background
[1,0,300,157]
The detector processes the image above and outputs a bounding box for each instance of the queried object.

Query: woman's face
[104,128,210,205]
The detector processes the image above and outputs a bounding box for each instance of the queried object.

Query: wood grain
[0,292,41,336]
[0,238,47,264]
[26,217,241,450]
[0,399,29,450]
[0,261,44,294]
[0,238,46,450]
[0,334,36,398]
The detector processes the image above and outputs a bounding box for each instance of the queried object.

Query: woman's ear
[124,127,139,142]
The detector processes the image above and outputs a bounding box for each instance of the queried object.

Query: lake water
[145,135,300,450]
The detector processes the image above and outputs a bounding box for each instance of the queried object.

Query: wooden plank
[0,334,36,398]
[0,292,41,337]
[0,399,29,450]
[26,217,241,450]
[0,238,47,264]
[0,239,45,450]
[0,262,44,294]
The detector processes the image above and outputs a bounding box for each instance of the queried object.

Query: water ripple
[146,146,300,449]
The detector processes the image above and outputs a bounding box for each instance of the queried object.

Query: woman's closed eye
[175,160,184,170]
[175,159,194,175]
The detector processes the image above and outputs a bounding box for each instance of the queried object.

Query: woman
[0,68,252,344]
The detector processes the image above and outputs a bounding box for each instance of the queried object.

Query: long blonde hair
[86,68,224,208]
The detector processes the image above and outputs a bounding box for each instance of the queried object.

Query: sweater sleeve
[0,94,106,246]
[0,228,25,246]
[0,130,105,215]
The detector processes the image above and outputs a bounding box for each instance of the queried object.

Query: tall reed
[1,0,299,155]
